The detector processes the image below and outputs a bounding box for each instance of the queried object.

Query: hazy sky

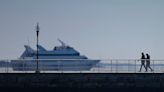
[0,0,164,59]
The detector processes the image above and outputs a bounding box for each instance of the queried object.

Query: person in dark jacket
[139,52,146,72]
[146,54,153,72]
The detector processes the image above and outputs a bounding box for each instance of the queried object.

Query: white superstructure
[11,39,100,71]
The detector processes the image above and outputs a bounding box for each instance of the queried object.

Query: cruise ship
[11,39,100,71]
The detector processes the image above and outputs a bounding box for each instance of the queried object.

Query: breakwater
[0,73,164,89]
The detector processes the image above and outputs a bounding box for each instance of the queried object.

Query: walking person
[139,52,146,72]
[146,54,153,72]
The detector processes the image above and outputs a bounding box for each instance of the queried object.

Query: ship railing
[0,59,164,73]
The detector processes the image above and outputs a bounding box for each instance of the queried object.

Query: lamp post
[36,23,40,73]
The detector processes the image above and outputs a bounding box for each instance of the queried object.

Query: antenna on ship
[58,38,67,47]
[36,22,40,73]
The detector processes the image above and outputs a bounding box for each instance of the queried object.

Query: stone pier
[0,73,164,91]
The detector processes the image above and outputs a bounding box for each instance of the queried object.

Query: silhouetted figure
[139,53,146,72]
[146,54,153,72]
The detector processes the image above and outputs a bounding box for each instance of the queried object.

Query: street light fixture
[36,23,40,73]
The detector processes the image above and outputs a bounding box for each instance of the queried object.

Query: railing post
[5,60,6,73]
[153,60,154,73]
[128,60,129,72]
[163,60,164,73]
[116,60,118,73]
[61,61,63,73]
[57,61,59,72]
[79,60,81,73]
[135,60,136,73]
[111,60,112,73]
[162,60,164,73]
[7,60,8,73]
[97,60,99,73]
[23,60,24,73]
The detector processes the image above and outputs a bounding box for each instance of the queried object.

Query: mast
[58,38,67,47]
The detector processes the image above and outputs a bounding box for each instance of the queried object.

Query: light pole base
[35,70,40,73]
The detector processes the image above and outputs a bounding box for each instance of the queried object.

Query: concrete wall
[0,73,164,88]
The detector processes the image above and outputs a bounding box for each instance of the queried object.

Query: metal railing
[0,59,164,73]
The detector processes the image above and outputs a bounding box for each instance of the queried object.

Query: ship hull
[10,59,100,71]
